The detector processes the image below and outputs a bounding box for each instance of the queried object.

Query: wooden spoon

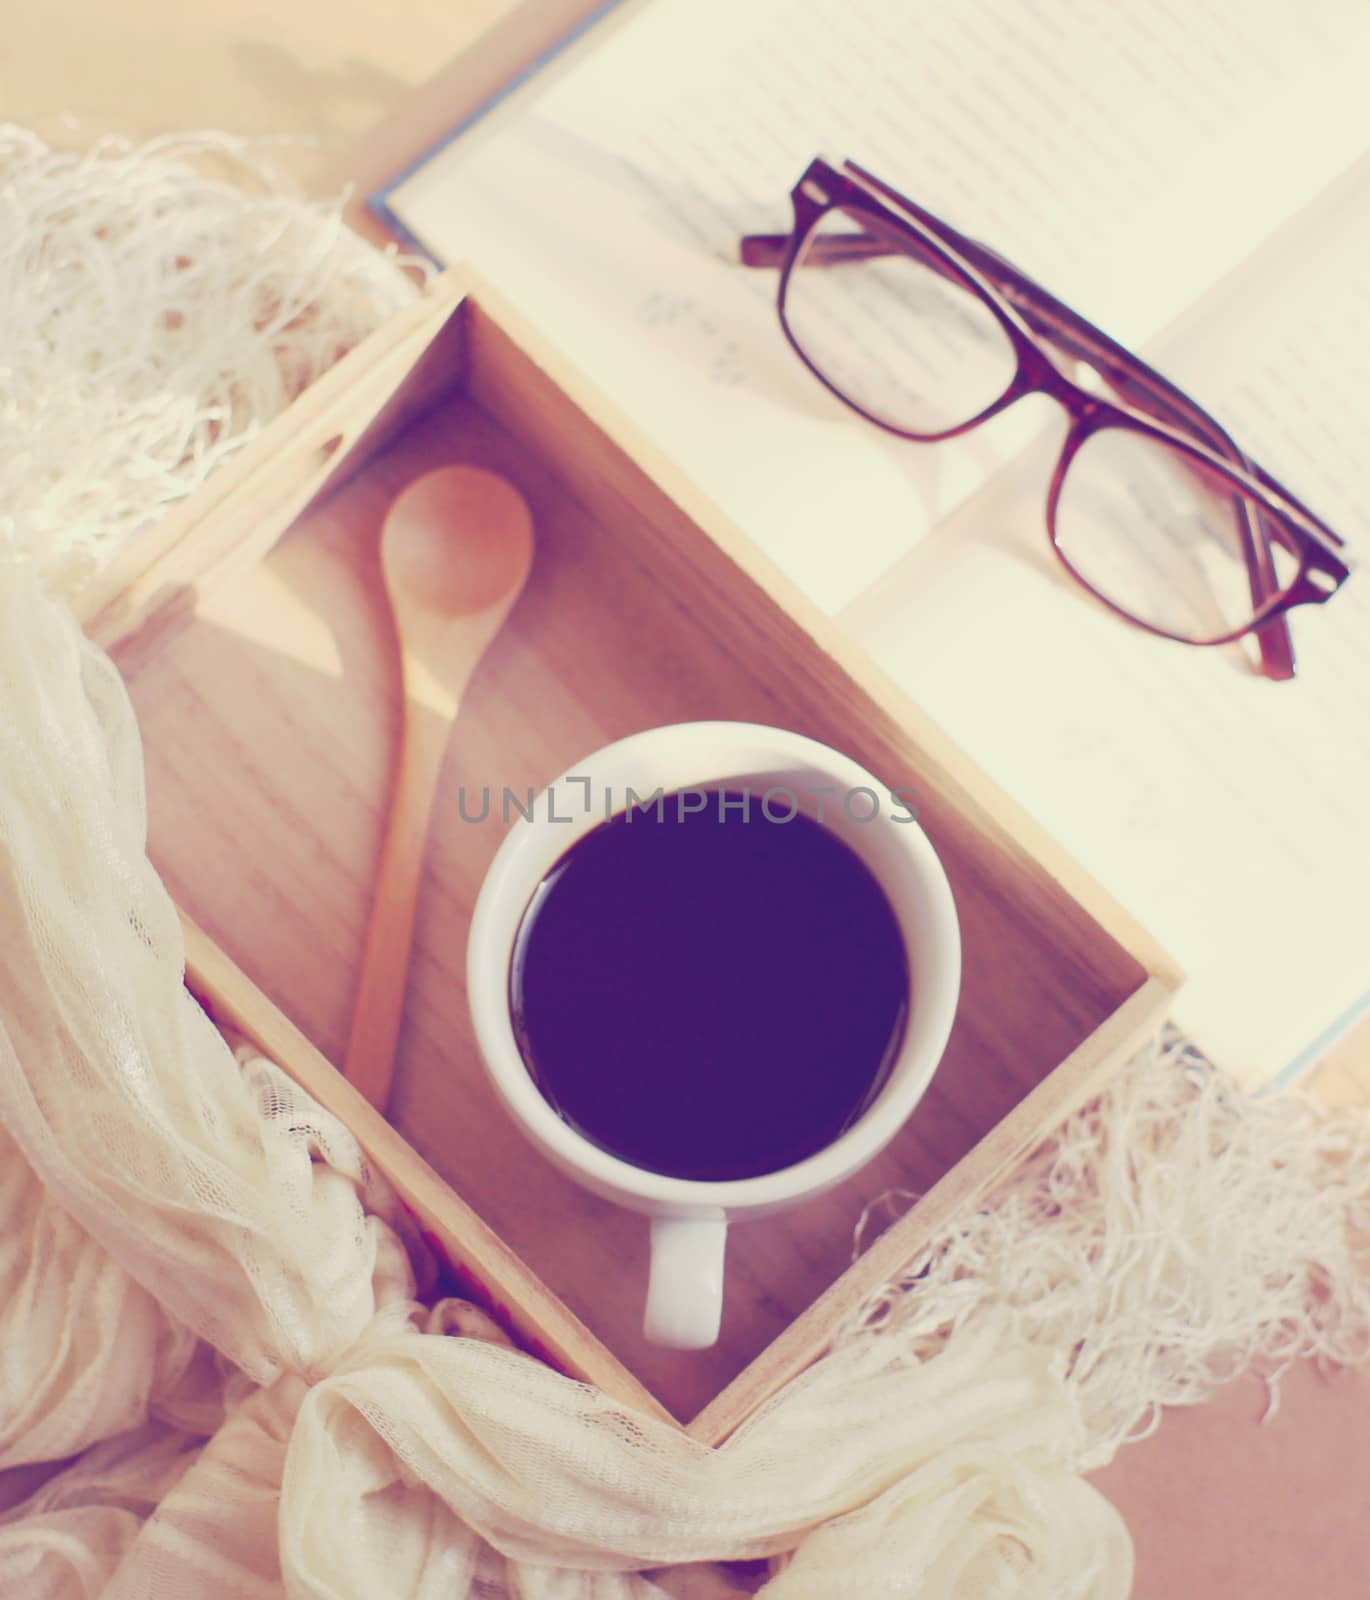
[345,465,535,1113]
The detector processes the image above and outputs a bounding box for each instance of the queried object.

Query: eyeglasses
[740,158,1353,681]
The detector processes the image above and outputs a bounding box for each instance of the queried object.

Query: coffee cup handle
[643,1215,728,1348]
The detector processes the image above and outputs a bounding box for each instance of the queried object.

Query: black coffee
[508,788,909,1181]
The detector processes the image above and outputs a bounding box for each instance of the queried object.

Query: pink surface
[1090,1362,1370,1597]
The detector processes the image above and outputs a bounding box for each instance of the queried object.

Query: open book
[375,0,1370,1089]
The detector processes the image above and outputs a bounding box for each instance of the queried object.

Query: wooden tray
[78,268,1180,1444]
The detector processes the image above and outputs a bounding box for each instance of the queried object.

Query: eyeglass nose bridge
[1011,337,1112,431]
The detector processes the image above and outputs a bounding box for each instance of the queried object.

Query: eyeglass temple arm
[741,232,872,267]
[967,246,1343,546]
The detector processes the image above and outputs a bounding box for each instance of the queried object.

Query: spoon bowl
[382,467,535,621]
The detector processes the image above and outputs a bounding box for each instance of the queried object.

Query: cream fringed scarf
[0,127,421,591]
[2,130,1369,1600]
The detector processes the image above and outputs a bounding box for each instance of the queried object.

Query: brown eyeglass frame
[741,158,1352,681]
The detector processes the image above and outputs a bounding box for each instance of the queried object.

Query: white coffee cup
[467,722,960,1350]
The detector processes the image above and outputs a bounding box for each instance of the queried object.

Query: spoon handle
[344,703,453,1112]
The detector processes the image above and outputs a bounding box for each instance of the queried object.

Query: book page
[844,152,1370,1087]
[386,0,1370,610]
